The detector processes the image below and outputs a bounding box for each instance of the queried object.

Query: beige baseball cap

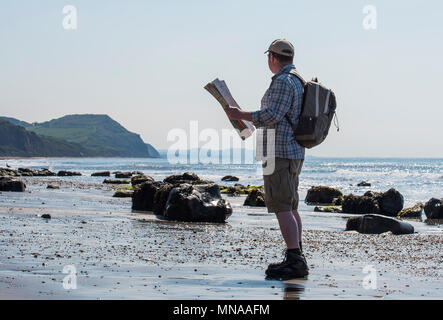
[264,39,294,57]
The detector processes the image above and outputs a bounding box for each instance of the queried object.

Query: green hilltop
[0,114,160,158]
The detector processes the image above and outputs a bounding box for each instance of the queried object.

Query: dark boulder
[35,169,56,176]
[113,190,133,198]
[164,184,232,222]
[131,174,154,186]
[221,175,239,182]
[357,181,371,187]
[342,189,404,216]
[115,171,133,178]
[57,170,82,176]
[103,179,130,184]
[376,188,404,216]
[163,172,201,184]
[342,194,380,214]
[424,198,443,219]
[152,183,174,215]
[346,214,414,235]
[91,171,111,177]
[18,168,34,176]
[0,177,26,192]
[132,181,165,211]
[305,186,343,205]
[399,203,423,219]
[332,196,344,206]
[244,188,266,207]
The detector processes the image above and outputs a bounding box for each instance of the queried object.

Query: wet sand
[0,177,442,299]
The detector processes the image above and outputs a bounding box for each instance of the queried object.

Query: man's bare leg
[275,211,300,249]
[291,209,303,250]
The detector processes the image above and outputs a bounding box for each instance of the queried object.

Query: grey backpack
[285,71,338,149]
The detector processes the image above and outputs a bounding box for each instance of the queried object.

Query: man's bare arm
[225,106,252,121]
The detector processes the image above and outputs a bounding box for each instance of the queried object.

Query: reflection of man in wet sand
[226,39,308,279]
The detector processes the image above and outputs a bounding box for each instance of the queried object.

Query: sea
[1,156,442,234]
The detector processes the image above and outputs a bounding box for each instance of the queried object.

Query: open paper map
[204,79,255,140]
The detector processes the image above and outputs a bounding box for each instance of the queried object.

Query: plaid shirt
[251,64,305,159]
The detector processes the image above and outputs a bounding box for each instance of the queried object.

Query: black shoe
[265,250,309,280]
[266,250,309,273]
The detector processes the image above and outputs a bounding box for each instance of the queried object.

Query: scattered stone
[103,179,130,184]
[345,214,414,235]
[46,184,60,190]
[0,177,26,192]
[91,171,110,177]
[424,198,443,219]
[221,175,239,182]
[57,171,82,176]
[305,186,343,205]
[115,171,133,179]
[399,203,423,219]
[357,181,371,187]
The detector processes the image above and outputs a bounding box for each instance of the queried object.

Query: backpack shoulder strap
[288,70,306,86]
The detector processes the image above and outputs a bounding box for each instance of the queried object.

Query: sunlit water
[1,157,442,234]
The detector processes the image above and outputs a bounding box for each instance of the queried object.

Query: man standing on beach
[225,39,308,279]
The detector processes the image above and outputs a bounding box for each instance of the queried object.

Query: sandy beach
[0,176,442,300]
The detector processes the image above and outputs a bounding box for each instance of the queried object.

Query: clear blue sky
[1,0,442,157]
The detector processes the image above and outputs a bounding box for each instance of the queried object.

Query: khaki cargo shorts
[263,157,304,213]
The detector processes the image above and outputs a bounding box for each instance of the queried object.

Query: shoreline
[1,176,442,299]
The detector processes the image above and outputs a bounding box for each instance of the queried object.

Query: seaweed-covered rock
[314,206,342,213]
[424,198,443,219]
[346,214,414,235]
[103,179,130,184]
[244,188,266,207]
[164,183,232,222]
[305,186,343,205]
[399,203,423,219]
[0,168,19,177]
[131,174,154,186]
[113,190,133,198]
[221,175,239,182]
[91,171,110,177]
[0,177,26,192]
[220,186,243,197]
